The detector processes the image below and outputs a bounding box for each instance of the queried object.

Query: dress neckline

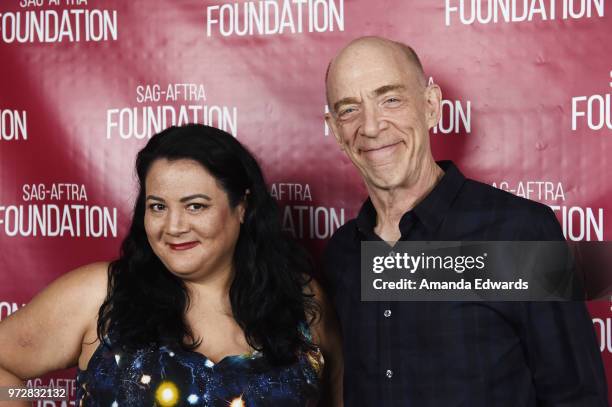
[77,338,264,373]
[183,346,263,366]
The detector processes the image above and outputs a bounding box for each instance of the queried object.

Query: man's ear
[325,112,345,151]
[424,83,442,129]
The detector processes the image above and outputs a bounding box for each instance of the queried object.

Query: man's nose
[166,209,189,235]
[360,104,383,138]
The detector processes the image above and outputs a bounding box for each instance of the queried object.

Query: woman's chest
[76,342,321,406]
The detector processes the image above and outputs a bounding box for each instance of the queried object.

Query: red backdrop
[1,0,611,404]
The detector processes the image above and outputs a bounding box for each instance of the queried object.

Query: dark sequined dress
[76,326,323,406]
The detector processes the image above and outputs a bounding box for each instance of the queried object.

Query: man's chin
[365,174,403,191]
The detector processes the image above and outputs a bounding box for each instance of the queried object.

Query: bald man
[323,37,607,406]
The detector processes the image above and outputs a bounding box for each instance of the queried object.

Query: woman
[0,124,343,406]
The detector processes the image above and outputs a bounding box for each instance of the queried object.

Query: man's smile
[360,141,403,162]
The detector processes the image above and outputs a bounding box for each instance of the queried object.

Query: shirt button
[386,369,393,379]
[384,309,392,318]
[389,251,396,257]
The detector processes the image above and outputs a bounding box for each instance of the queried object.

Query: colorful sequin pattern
[76,329,323,407]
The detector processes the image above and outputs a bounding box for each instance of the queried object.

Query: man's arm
[520,205,608,406]
[519,301,607,406]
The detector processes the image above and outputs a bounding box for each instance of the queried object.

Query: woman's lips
[168,241,199,251]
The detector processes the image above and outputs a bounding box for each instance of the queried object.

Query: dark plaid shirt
[323,161,607,407]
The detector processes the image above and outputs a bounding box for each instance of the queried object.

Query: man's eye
[148,203,165,212]
[339,107,357,117]
[385,97,400,104]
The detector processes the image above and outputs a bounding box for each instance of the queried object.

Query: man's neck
[367,160,443,243]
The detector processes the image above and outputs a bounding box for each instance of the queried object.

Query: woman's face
[144,158,245,283]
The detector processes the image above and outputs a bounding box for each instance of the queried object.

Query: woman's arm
[0,262,108,391]
[307,278,344,407]
[0,366,29,407]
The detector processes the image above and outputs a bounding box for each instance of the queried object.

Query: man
[323,36,607,406]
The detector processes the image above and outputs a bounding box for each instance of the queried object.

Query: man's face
[326,43,440,191]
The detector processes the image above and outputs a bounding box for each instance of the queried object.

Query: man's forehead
[336,36,400,60]
[325,37,425,107]
[333,44,404,74]
[331,83,408,113]
[328,62,414,102]
[335,79,407,99]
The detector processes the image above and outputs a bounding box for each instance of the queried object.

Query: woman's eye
[148,203,165,212]
[187,203,208,211]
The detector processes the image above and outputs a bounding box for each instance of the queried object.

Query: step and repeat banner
[1,0,611,404]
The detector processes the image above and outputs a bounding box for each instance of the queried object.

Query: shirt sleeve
[321,234,341,301]
[518,204,609,406]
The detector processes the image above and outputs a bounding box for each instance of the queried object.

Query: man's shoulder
[322,218,361,292]
[327,218,359,250]
[461,177,552,217]
[457,177,563,240]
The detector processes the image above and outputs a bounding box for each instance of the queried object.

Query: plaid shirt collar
[355,160,466,239]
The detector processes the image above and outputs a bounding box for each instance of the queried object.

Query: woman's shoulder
[301,276,344,405]
[0,262,111,378]
[66,261,110,283]
[302,277,329,345]
[38,261,111,318]
[56,261,110,301]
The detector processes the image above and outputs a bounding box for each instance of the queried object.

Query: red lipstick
[168,241,199,251]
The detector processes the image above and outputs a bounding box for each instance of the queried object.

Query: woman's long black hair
[97,124,318,365]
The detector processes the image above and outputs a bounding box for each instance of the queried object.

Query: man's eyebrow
[146,194,212,202]
[332,85,407,113]
[333,97,361,114]
[372,84,407,97]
